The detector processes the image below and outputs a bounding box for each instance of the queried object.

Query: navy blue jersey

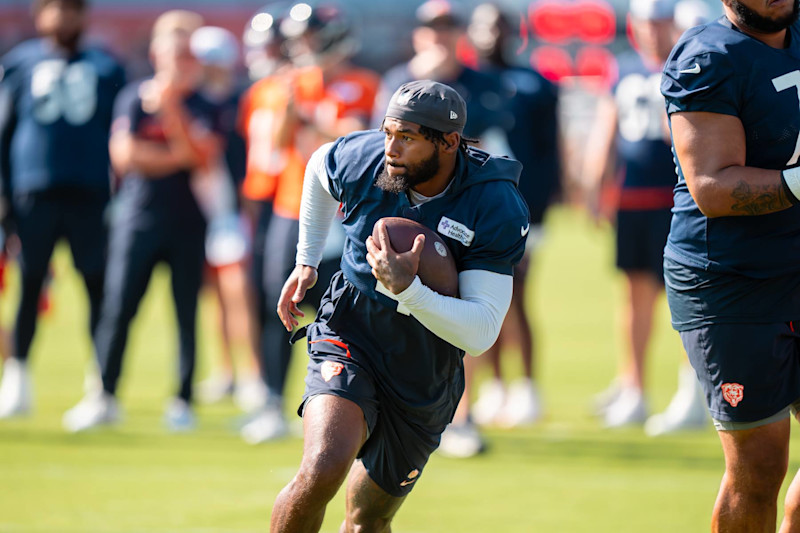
[492,66,560,224]
[0,39,125,197]
[309,129,527,413]
[614,51,676,194]
[112,79,222,230]
[373,64,510,140]
[662,17,800,277]
[324,129,529,311]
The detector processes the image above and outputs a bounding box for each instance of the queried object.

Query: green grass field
[1,205,798,532]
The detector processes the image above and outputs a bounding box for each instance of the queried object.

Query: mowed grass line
[0,205,797,532]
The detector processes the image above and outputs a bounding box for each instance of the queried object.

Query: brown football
[371,217,459,297]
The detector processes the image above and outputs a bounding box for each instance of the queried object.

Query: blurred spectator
[582,0,703,430]
[373,0,512,458]
[239,1,380,445]
[237,3,292,367]
[673,0,713,37]
[372,0,508,139]
[0,0,125,418]
[242,1,292,83]
[643,0,712,437]
[466,2,561,430]
[62,9,222,432]
[189,25,267,412]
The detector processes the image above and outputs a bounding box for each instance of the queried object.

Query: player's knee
[294,449,353,498]
[345,509,392,533]
[728,452,787,499]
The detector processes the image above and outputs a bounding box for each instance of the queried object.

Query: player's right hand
[277,264,318,332]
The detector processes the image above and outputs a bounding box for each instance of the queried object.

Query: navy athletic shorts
[300,344,452,498]
[297,274,460,498]
[615,209,672,279]
[680,321,800,424]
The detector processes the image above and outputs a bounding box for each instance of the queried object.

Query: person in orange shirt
[240,2,380,444]
[238,3,293,352]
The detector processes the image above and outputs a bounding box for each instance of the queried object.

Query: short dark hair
[33,0,87,14]
[418,124,477,153]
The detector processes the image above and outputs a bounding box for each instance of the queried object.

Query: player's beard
[376,149,441,194]
[726,0,799,33]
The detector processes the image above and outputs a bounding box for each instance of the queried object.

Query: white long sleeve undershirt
[295,142,338,268]
[395,270,512,356]
[295,143,513,356]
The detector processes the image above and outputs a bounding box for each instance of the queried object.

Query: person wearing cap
[371,0,513,460]
[661,0,800,527]
[188,26,267,413]
[0,0,126,418]
[582,0,684,429]
[271,79,528,531]
[62,10,224,432]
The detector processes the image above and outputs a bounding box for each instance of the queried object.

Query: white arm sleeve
[394,269,512,356]
[295,142,340,268]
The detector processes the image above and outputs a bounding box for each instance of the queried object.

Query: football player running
[272,80,528,532]
[662,0,800,529]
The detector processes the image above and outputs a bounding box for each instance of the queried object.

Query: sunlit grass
[0,206,795,532]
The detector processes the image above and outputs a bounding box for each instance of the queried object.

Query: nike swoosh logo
[679,63,701,75]
[521,224,530,237]
[400,479,417,487]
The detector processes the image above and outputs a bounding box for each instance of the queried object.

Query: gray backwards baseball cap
[385,80,467,136]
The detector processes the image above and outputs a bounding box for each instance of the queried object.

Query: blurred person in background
[237,2,292,394]
[243,2,293,84]
[239,1,380,445]
[62,10,223,432]
[373,0,513,458]
[583,0,687,428]
[0,0,125,418]
[642,0,712,437]
[189,25,267,413]
[673,0,713,38]
[465,2,560,430]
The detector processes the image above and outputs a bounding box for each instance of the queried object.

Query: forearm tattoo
[730,180,793,215]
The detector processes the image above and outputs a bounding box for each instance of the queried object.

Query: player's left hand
[366,220,424,295]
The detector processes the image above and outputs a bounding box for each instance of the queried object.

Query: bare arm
[159,95,221,170]
[580,96,618,219]
[109,130,190,178]
[109,81,222,179]
[671,111,792,217]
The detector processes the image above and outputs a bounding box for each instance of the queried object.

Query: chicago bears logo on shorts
[321,361,344,383]
[721,383,744,407]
